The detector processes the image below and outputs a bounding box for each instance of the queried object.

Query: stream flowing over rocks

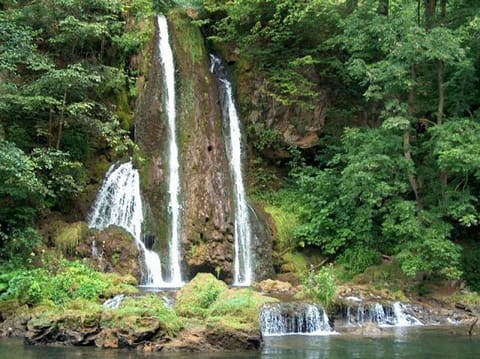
[1,275,479,351]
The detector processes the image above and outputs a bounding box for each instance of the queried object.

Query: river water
[1,328,479,358]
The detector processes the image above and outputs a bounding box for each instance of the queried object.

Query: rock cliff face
[227,56,329,160]
[135,11,236,282]
[135,10,275,283]
[134,16,171,261]
[169,10,235,282]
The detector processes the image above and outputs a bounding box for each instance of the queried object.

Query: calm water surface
[1,328,479,359]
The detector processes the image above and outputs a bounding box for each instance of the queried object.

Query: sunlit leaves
[430,119,480,178]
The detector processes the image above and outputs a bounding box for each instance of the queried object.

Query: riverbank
[1,272,479,352]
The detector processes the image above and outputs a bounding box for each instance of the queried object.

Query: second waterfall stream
[210,55,253,286]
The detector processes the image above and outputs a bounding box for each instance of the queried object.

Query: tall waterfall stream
[157,14,183,287]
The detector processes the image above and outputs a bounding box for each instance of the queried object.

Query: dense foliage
[0,0,153,262]
[2,0,480,292]
[0,259,137,306]
[193,0,480,286]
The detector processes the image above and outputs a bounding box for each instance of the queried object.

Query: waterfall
[103,294,126,309]
[261,303,333,336]
[340,301,423,327]
[210,54,253,286]
[392,302,423,326]
[87,161,165,286]
[157,15,183,287]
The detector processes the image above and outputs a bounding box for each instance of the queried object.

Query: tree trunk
[406,64,423,210]
[48,106,54,148]
[378,0,389,16]
[56,89,68,150]
[346,0,358,13]
[437,60,448,197]
[440,0,447,20]
[417,0,422,25]
[437,60,444,125]
[404,131,423,210]
[425,0,437,29]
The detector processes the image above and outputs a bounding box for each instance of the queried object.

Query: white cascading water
[344,301,423,327]
[103,294,126,309]
[210,54,253,286]
[392,302,423,326]
[261,303,332,336]
[157,15,183,287]
[87,162,165,286]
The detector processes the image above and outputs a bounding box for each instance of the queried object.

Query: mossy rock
[0,299,21,315]
[281,251,308,274]
[175,273,228,318]
[54,221,89,256]
[81,226,141,280]
[207,288,278,331]
[101,295,183,337]
[26,307,103,345]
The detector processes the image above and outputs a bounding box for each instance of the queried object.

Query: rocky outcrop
[23,309,171,349]
[162,325,261,352]
[76,225,141,281]
[134,15,171,261]
[135,10,235,282]
[169,10,235,282]
[40,220,141,281]
[19,274,277,351]
[254,279,298,297]
[223,54,329,160]
[25,312,101,346]
[250,205,275,281]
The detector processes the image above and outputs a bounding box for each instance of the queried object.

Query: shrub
[462,245,480,292]
[175,273,228,318]
[337,245,381,276]
[1,260,137,306]
[301,266,337,309]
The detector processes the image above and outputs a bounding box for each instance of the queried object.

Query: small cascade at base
[156,14,183,288]
[261,303,333,336]
[210,54,253,286]
[337,301,423,327]
[102,294,126,309]
[87,161,165,287]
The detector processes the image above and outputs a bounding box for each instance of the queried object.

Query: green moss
[207,288,277,331]
[174,274,277,333]
[264,205,298,250]
[116,88,134,130]
[175,273,228,318]
[102,294,183,336]
[54,222,89,256]
[206,316,252,332]
[102,273,139,297]
[177,77,196,153]
[0,299,21,314]
[452,292,480,307]
[281,252,308,274]
[169,9,205,65]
